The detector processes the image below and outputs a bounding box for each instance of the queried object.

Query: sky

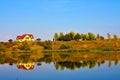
[0,0,120,41]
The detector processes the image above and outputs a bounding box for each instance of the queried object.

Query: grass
[0,39,120,53]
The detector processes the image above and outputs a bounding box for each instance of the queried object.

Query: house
[16,34,34,42]
[17,63,34,70]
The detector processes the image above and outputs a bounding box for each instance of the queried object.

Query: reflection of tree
[54,62,78,70]
[54,63,60,70]
[44,54,52,64]
[37,62,42,66]
[89,60,96,69]
[0,52,120,70]
[108,61,112,68]
[54,60,98,70]
[114,60,119,66]
[97,60,105,67]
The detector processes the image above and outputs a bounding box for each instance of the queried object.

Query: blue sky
[0,0,120,41]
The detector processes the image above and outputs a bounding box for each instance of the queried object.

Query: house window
[25,37,29,39]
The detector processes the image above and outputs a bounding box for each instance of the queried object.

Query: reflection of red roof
[17,64,34,70]
[17,34,34,40]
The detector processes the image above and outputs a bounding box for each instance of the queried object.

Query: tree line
[54,32,119,41]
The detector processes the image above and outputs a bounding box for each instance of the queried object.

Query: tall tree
[54,33,59,41]
[58,32,64,41]
[96,34,100,40]
[81,34,87,40]
[107,33,111,40]
[74,33,81,41]
[87,32,96,40]
[69,32,76,40]
[64,34,71,41]
[113,34,118,40]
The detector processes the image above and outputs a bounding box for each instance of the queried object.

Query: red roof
[17,34,34,40]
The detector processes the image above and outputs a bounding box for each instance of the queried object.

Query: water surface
[0,52,120,80]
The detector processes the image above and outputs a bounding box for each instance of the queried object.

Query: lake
[0,52,120,80]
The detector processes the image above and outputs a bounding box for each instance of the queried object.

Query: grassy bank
[0,39,120,53]
[43,39,120,52]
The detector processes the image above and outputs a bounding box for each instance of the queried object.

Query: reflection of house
[16,34,34,42]
[17,63,34,70]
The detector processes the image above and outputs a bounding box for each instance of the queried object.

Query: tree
[96,34,100,40]
[36,38,41,42]
[58,32,64,41]
[54,33,59,41]
[8,39,13,43]
[113,34,118,40]
[0,42,6,51]
[19,42,31,50]
[69,31,76,40]
[74,33,81,41]
[87,32,96,40]
[100,36,104,40]
[81,34,87,40]
[60,32,64,37]
[64,34,71,41]
[107,33,111,40]
[64,32,76,40]
[69,33,74,40]
[43,40,52,49]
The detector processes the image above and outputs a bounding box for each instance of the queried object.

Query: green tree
[19,42,31,50]
[36,38,41,42]
[0,42,6,51]
[58,32,64,41]
[81,34,87,40]
[64,32,76,40]
[96,34,100,40]
[60,32,64,37]
[43,40,52,49]
[87,32,96,40]
[113,34,118,40]
[107,33,111,40]
[74,33,81,41]
[100,36,104,40]
[8,39,13,43]
[69,31,76,40]
[54,33,59,41]
[64,34,71,41]
[69,33,74,40]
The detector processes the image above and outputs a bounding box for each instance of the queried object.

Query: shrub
[59,44,72,49]
[43,40,52,50]
[0,42,6,51]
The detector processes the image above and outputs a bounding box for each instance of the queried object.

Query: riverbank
[43,39,120,52]
[0,39,120,53]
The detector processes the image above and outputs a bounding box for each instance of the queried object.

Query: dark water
[0,52,120,80]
